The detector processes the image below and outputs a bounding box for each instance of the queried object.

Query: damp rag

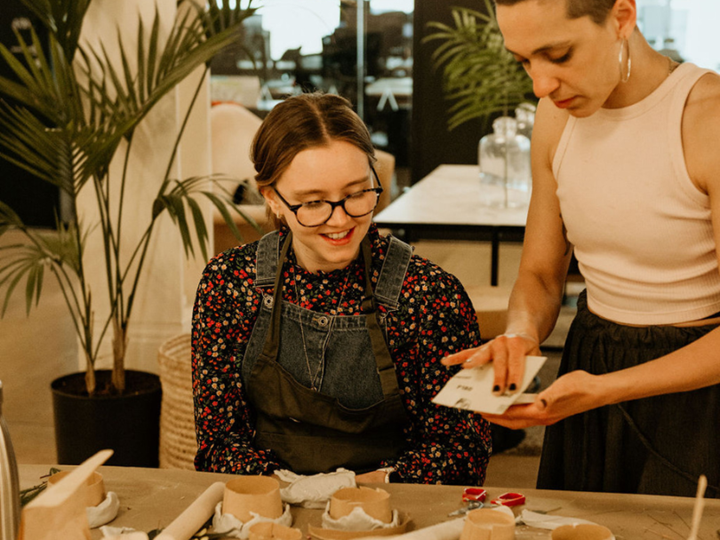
[276,468,356,508]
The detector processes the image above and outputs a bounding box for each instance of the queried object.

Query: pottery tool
[18,449,113,540]
[154,482,226,540]
[448,488,487,516]
[489,492,526,507]
[687,475,707,540]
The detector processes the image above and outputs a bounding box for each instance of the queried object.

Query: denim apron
[242,230,412,474]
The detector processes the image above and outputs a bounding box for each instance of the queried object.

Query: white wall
[78,0,212,373]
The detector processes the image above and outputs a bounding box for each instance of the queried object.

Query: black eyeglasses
[274,165,384,227]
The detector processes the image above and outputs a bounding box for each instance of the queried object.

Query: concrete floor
[1,232,567,489]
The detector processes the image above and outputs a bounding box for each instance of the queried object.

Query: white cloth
[517,509,601,530]
[276,468,356,508]
[88,491,120,528]
[321,505,400,532]
[211,501,293,539]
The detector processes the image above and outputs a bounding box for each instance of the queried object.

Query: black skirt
[537,291,720,497]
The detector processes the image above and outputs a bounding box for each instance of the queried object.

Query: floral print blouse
[192,225,492,485]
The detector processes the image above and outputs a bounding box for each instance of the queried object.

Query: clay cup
[249,522,302,540]
[551,524,614,540]
[329,486,393,524]
[47,470,105,508]
[459,508,515,540]
[223,476,283,523]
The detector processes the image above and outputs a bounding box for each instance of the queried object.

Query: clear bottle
[0,381,20,540]
[515,102,536,140]
[478,116,531,208]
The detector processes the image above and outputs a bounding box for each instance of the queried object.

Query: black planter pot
[51,369,162,467]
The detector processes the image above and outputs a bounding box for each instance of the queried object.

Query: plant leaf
[423,2,536,130]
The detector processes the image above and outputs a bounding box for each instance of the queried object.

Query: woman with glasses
[192,93,491,484]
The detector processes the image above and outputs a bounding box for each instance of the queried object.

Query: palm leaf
[20,0,92,60]
[0,0,258,392]
[423,1,536,130]
[0,243,48,316]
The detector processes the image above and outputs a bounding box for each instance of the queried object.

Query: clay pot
[459,508,515,540]
[551,524,614,540]
[223,476,283,522]
[329,487,392,524]
[47,471,105,508]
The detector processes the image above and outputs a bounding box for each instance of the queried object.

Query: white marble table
[374,165,529,285]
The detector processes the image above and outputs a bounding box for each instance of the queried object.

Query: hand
[355,470,388,484]
[481,370,604,429]
[442,334,540,395]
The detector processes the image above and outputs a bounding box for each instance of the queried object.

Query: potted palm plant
[424,0,535,130]
[0,0,258,465]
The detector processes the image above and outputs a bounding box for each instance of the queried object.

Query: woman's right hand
[441,333,540,395]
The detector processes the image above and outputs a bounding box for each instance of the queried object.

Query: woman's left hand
[481,370,606,429]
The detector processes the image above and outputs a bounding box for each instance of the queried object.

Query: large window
[210,0,413,167]
[637,0,720,70]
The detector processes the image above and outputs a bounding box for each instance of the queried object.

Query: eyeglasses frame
[273,163,384,228]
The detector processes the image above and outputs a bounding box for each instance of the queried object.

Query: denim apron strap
[360,239,400,397]
[262,231,294,362]
[255,230,282,288]
[373,236,412,310]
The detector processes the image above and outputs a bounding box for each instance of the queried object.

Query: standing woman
[192,93,491,484]
[444,0,720,496]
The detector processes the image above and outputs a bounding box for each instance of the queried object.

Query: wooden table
[19,464,720,539]
[374,165,528,286]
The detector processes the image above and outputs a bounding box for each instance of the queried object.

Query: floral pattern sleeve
[192,246,282,474]
[381,261,491,485]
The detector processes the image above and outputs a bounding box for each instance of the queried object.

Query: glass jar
[515,102,536,140]
[478,116,531,208]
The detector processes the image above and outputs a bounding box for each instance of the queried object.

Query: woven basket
[157,334,197,470]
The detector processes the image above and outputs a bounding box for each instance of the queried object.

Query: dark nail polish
[509,383,517,392]
[492,385,500,393]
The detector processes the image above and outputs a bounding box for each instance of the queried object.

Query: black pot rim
[51,369,161,400]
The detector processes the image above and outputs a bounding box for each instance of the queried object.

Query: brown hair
[494,0,616,25]
[251,92,376,228]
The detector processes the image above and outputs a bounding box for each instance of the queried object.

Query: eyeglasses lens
[296,190,379,227]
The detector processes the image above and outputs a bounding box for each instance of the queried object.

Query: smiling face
[497,0,635,117]
[263,140,376,274]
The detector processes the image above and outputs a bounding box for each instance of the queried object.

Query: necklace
[292,265,353,391]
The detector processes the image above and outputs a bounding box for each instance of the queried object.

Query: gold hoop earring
[618,37,631,83]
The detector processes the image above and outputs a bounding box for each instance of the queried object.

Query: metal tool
[448,488,487,516]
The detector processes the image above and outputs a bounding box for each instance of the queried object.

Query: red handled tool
[490,492,526,507]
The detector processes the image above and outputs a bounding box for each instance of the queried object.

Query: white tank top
[553,62,720,325]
